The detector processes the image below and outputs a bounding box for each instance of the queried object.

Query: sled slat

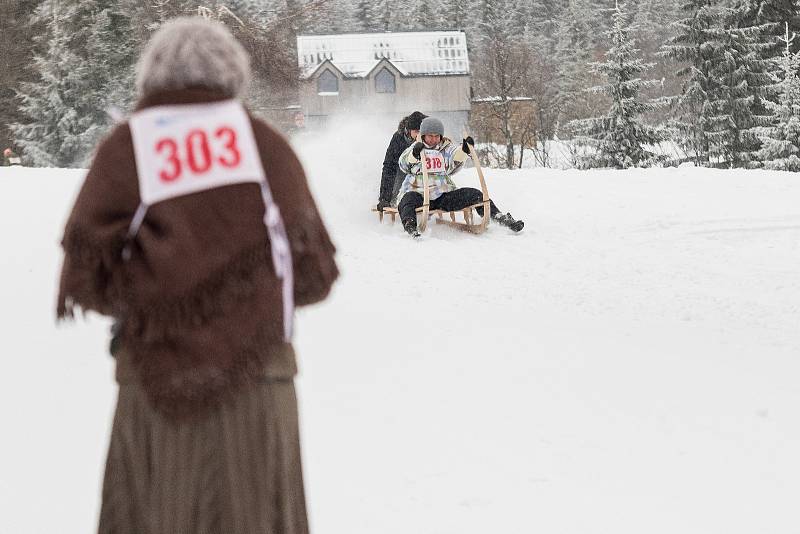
[372,203,485,227]
[418,135,430,233]
[435,219,487,234]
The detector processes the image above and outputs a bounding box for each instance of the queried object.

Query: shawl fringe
[57,226,127,320]
[58,226,275,338]
[122,330,295,421]
[122,241,273,343]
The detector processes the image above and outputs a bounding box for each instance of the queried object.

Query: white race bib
[421,150,446,175]
[129,100,264,205]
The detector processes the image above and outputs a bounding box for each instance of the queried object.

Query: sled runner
[372,203,485,226]
[372,135,492,235]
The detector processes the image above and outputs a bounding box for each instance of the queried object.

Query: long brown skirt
[98,380,309,534]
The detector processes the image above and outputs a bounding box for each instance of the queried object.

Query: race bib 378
[422,150,446,175]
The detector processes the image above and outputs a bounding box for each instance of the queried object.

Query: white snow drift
[1,119,799,534]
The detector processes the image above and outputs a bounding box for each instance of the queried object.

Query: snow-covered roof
[472,96,535,102]
[297,31,470,79]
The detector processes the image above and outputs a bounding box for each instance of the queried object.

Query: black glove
[376,199,391,212]
[411,141,424,159]
[462,136,475,153]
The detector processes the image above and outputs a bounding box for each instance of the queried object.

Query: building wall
[470,99,539,145]
[299,67,471,136]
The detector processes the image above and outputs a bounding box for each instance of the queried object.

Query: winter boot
[403,219,421,238]
[493,212,524,232]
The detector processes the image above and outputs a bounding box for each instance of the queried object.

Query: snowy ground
[1,119,799,534]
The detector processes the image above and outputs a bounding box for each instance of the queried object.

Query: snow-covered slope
[1,120,799,534]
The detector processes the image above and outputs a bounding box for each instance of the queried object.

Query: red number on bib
[154,126,244,182]
[186,130,212,174]
[425,156,443,170]
[215,126,241,168]
[156,138,182,182]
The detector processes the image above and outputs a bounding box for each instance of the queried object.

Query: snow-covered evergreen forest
[3,0,800,170]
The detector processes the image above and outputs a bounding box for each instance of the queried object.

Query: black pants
[398,187,500,227]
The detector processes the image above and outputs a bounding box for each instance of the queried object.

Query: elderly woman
[57,17,338,534]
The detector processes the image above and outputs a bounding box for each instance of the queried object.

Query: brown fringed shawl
[57,88,339,418]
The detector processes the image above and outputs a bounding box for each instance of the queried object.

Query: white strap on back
[121,203,148,261]
[259,182,294,340]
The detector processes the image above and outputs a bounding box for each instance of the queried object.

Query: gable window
[317,69,339,94]
[375,67,396,93]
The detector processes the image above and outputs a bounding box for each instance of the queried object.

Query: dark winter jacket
[378,111,426,204]
[378,123,414,203]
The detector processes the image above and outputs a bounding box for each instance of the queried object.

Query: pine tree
[478,0,527,44]
[88,4,137,117]
[660,0,724,165]
[0,1,42,154]
[526,0,567,40]
[522,2,561,141]
[570,1,665,169]
[553,0,598,127]
[12,5,80,167]
[472,0,533,168]
[633,0,682,100]
[729,0,800,146]
[224,0,277,22]
[589,0,619,49]
[734,0,800,54]
[404,0,450,30]
[756,22,800,170]
[356,0,391,31]
[302,0,361,34]
[12,2,135,167]
[706,6,774,167]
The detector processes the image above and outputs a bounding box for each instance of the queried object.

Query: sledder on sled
[372,116,524,237]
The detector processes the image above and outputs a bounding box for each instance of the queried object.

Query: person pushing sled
[395,116,524,238]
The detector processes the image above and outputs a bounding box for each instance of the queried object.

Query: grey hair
[135,17,251,99]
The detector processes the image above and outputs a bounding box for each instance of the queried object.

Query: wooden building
[470,97,539,143]
[296,31,471,136]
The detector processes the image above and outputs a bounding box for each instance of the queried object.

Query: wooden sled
[372,134,492,235]
[371,202,488,234]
